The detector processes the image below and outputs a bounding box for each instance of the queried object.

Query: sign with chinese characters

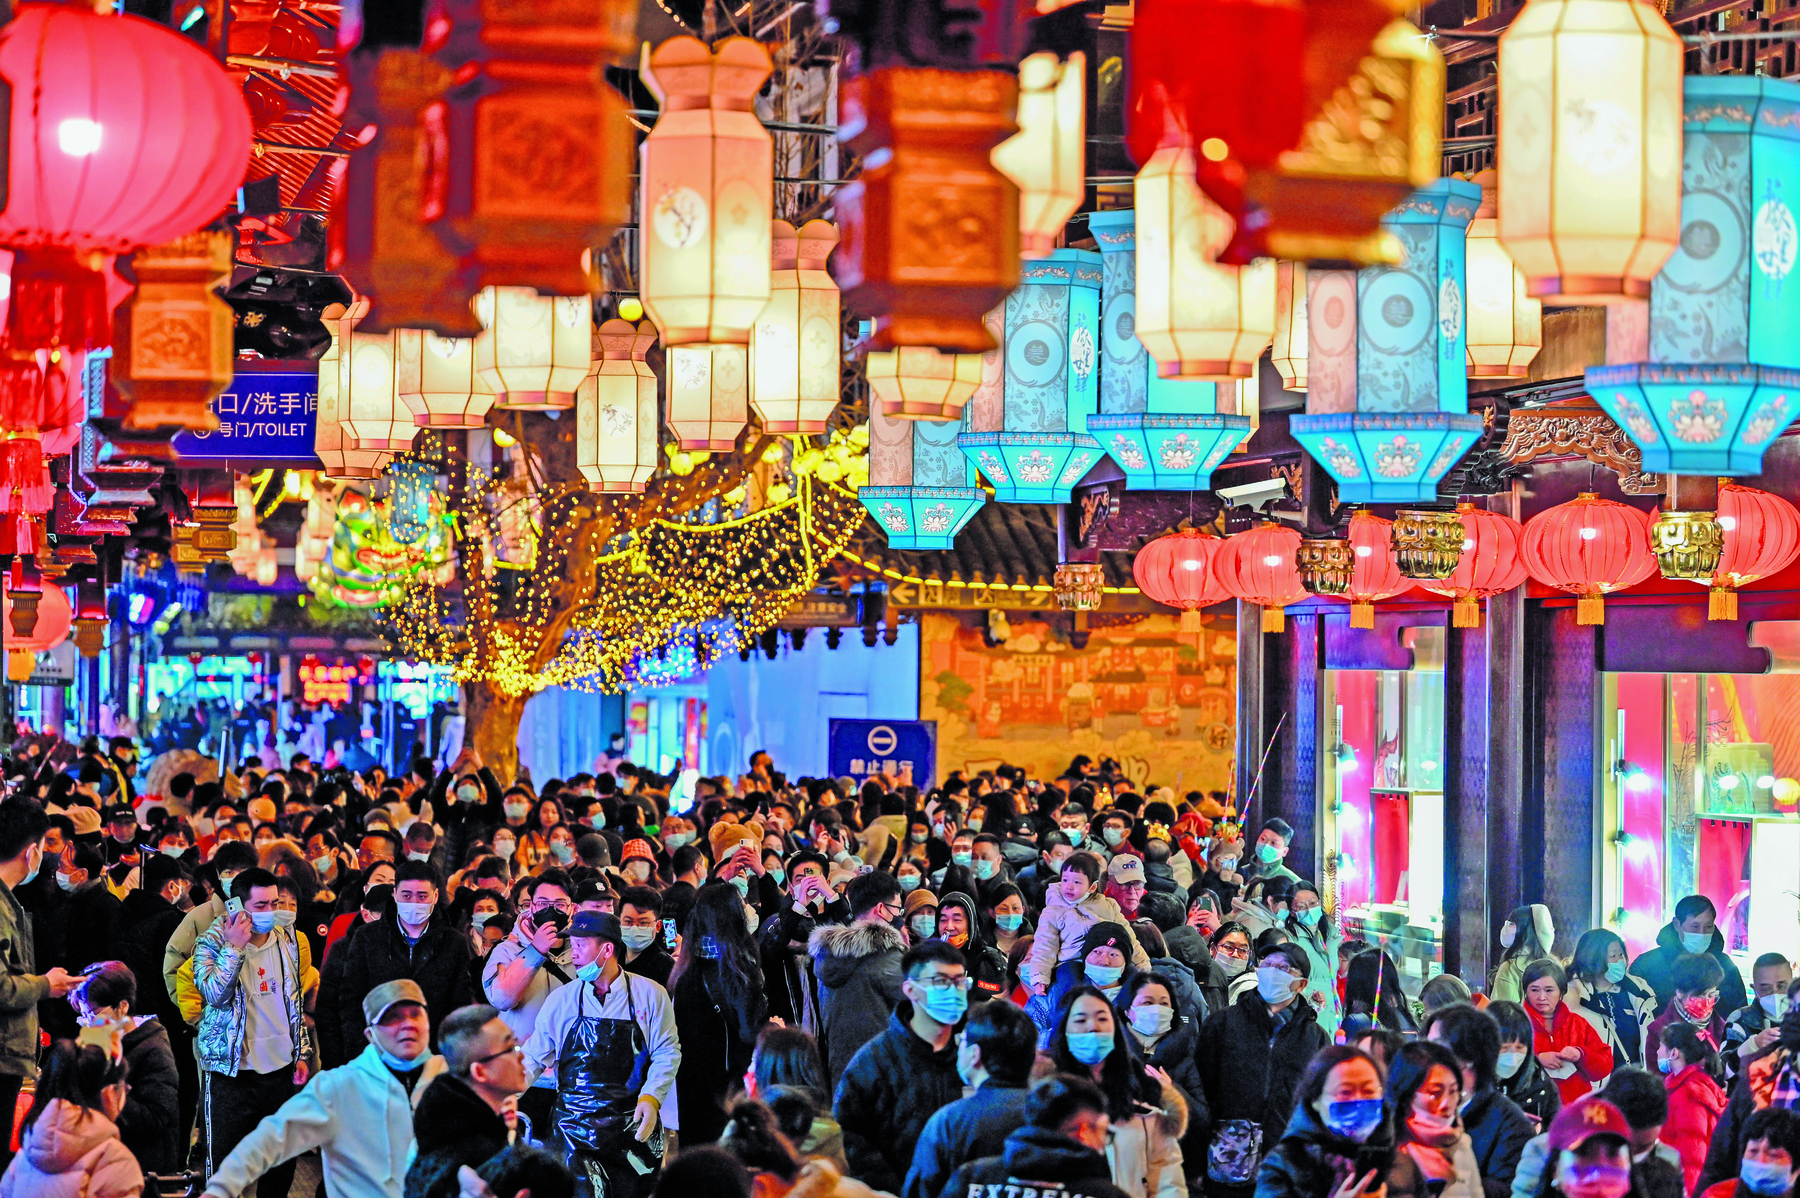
[26,642,76,687]
[170,364,320,464]
[828,718,937,788]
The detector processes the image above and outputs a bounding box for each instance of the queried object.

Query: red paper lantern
[1705,484,1800,621]
[1133,529,1231,632]
[0,3,252,351]
[1,579,69,651]
[1520,492,1656,626]
[1420,502,1530,629]
[1339,510,1409,629]
[1214,522,1309,632]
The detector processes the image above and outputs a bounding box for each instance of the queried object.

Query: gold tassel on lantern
[1180,610,1203,634]
[1577,595,1606,626]
[1711,589,1736,621]
[1261,604,1284,633]
[1454,596,1480,629]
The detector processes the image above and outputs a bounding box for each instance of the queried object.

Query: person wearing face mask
[1654,1023,1726,1196]
[618,839,661,889]
[968,834,1011,907]
[1725,955,1796,1087]
[1700,1108,1800,1198]
[1024,853,1150,1021]
[1118,973,1204,1136]
[1489,1001,1563,1133]
[809,872,909,1088]
[1041,985,1188,1198]
[1697,979,1800,1196]
[1383,1041,1482,1198]
[108,853,198,1149]
[905,889,941,945]
[660,816,698,858]
[333,860,474,1057]
[986,884,1032,959]
[1567,930,1658,1069]
[617,886,674,987]
[519,910,680,1198]
[936,893,1008,1003]
[903,999,1037,1198]
[1196,944,1330,1198]
[160,839,259,1031]
[758,853,847,1028]
[1048,923,1141,1016]
[1537,1097,1645,1198]
[1424,1003,1538,1198]
[1630,895,1749,1018]
[1196,837,1247,912]
[65,963,173,1178]
[669,882,767,1145]
[1257,1045,1396,1198]
[833,941,971,1194]
[1232,878,1344,1038]
[0,1039,141,1198]
[1200,922,1253,1016]
[940,1073,1134,1198]
[1491,904,1557,1004]
[1645,953,1728,1064]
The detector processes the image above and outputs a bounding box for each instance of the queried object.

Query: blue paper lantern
[1083,208,1250,490]
[861,406,986,550]
[1585,76,1800,477]
[958,249,1103,503]
[1289,178,1484,503]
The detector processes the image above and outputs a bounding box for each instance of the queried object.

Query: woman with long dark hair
[1567,929,1656,1067]
[1384,1040,1481,1198]
[1042,984,1188,1198]
[671,880,769,1144]
[1344,949,1419,1037]
[1256,1045,1394,1198]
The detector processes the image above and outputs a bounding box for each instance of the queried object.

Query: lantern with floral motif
[862,406,985,551]
[1584,77,1800,477]
[1289,179,1485,502]
[394,331,496,428]
[667,345,747,451]
[1085,210,1249,490]
[1133,528,1230,632]
[638,36,773,349]
[750,220,840,433]
[473,287,592,411]
[1520,492,1657,625]
[575,318,659,493]
[1418,502,1529,628]
[1214,522,1309,632]
[958,249,1102,503]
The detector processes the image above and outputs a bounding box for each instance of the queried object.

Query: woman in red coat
[1657,1022,1728,1197]
[1523,958,1615,1104]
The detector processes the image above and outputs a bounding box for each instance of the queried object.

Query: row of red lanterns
[1131,486,1800,632]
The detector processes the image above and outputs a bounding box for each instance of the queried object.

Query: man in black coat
[406,1004,530,1198]
[1195,942,1329,1198]
[905,998,1037,1198]
[941,1075,1130,1198]
[1425,1003,1538,1198]
[1630,895,1749,1015]
[810,871,906,1084]
[111,854,195,1151]
[835,942,969,1194]
[334,862,473,1051]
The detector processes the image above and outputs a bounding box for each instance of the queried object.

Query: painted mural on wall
[918,608,1237,792]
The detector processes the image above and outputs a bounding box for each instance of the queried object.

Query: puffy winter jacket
[0,1099,144,1198]
[116,1017,182,1174]
[1126,1011,1206,1145]
[905,1082,1031,1198]
[1255,1099,1396,1198]
[1630,923,1748,1017]
[833,1003,966,1194]
[1660,1063,1727,1196]
[1525,1003,1614,1105]
[810,917,906,1085]
[192,921,306,1076]
[1197,991,1330,1158]
[1026,886,1150,991]
[333,913,474,1050]
[1459,1085,1536,1198]
[942,1125,1132,1198]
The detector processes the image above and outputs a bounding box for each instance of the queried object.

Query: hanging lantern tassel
[0,439,50,514]
[1454,596,1480,629]
[1350,601,1375,630]
[1179,609,1202,634]
[1261,604,1284,634]
[7,249,111,355]
[1710,588,1736,621]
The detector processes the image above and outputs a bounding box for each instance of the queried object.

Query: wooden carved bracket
[1496,396,1664,495]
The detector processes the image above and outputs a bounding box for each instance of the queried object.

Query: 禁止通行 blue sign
[828,718,937,788]
[170,367,320,464]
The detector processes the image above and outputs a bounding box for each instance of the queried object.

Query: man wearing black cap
[520,910,679,1198]
[101,804,142,868]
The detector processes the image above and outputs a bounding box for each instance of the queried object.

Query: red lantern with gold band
[1214,522,1308,632]
[1420,503,1529,629]
[1520,493,1656,626]
[1338,510,1409,629]
[1133,529,1230,632]
[1706,484,1800,620]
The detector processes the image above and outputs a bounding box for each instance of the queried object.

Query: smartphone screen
[662,918,676,950]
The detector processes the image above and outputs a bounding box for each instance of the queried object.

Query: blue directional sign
[828,718,937,788]
[171,365,320,464]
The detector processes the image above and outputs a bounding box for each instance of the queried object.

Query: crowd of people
[0,734,1793,1198]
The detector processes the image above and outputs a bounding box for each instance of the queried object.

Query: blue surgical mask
[550,843,574,863]
[472,912,494,928]
[1257,842,1281,864]
[20,849,39,886]
[1741,1161,1796,1197]
[1605,961,1628,984]
[456,786,480,803]
[996,913,1024,934]
[729,873,750,897]
[910,831,928,844]
[1496,1051,1526,1079]
[911,915,937,939]
[160,846,185,860]
[576,960,603,983]
[1103,827,1127,848]
[621,925,658,952]
[250,911,277,934]
[1296,906,1322,929]
[768,868,785,885]
[1680,931,1712,954]
[899,874,922,892]
[973,859,999,881]
[1066,1031,1114,1066]
[1085,962,1125,988]
[1325,1099,1385,1143]
[665,832,693,849]
[377,1048,421,1073]
[1257,964,1297,1003]
[918,984,968,1026]
[952,852,973,868]
[272,910,297,930]
[55,872,75,892]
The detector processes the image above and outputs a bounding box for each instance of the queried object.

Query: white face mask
[1129,1004,1174,1037]
[1760,994,1790,1021]
[1499,923,1517,948]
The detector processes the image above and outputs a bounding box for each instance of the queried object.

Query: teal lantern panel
[1585,76,1800,475]
[863,407,985,550]
[959,248,1104,503]
[1087,209,1248,490]
[1291,178,1482,502]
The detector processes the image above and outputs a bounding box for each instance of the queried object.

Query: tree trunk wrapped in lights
[394,331,496,428]
[638,36,774,349]
[833,66,1020,353]
[575,318,660,493]
[667,345,748,451]
[109,230,232,434]
[750,220,841,433]
[993,51,1085,260]
[421,0,636,298]
[473,286,593,411]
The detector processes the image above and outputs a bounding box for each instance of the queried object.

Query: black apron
[553,975,663,1198]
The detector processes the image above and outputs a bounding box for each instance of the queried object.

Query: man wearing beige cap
[203,979,445,1198]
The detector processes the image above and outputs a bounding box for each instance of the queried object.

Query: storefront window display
[1602,635,1800,967]
[1322,626,1446,994]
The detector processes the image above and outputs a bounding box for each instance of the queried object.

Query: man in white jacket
[203,980,445,1198]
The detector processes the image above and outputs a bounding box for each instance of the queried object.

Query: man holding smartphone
[483,870,577,1141]
[758,850,849,1026]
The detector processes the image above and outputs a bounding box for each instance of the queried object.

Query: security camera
[1214,477,1290,513]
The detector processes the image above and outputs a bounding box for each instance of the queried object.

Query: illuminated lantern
[0,361,50,522]
[575,318,660,492]
[1418,502,1530,628]
[1135,135,1276,379]
[1465,172,1542,378]
[992,51,1085,259]
[750,220,840,433]
[421,0,636,298]
[394,331,496,428]
[473,287,592,411]
[1085,210,1248,490]
[1497,0,1682,304]
[1585,77,1800,476]
[1270,262,1308,391]
[336,323,414,452]
[316,302,397,480]
[0,3,251,352]
[110,230,232,433]
[1132,528,1229,632]
[638,36,773,348]
[72,580,105,658]
[1289,179,1485,502]
[958,250,1103,503]
[331,50,479,336]
[1,580,69,680]
[862,406,985,551]
[1700,484,1800,620]
[1520,492,1657,625]
[1309,510,1409,628]
[667,345,747,451]
[833,67,1020,353]
[1214,521,1309,632]
[866,346,985,422]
